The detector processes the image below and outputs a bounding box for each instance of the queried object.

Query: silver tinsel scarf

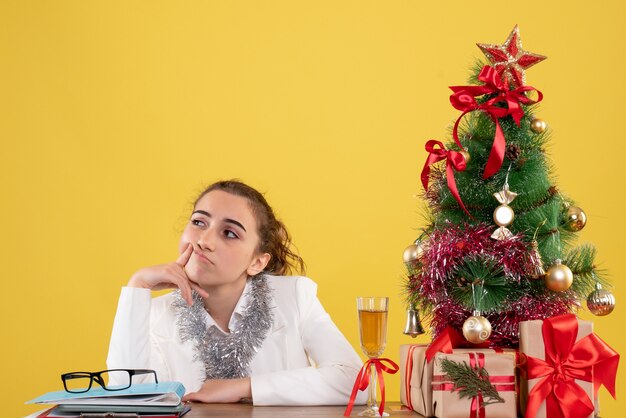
[171,275,273,380]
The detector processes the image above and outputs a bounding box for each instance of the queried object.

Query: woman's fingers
[182,392,203,403]
[171,265,208,306]
[176,243,193,267]
[172,268,194,306]
[129,243,206,306]
[172,244,197,305]
[190,281,209,299]
[181,379,250,403]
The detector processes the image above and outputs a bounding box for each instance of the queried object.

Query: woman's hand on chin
[182,378,252,403]
[126,243,209,305]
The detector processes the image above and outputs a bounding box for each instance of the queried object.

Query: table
[26,402,425,418]
[183,402,423,417]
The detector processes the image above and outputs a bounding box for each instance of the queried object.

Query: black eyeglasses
[61,369,158,393]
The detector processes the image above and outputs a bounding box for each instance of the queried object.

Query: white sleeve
[106,287,169,385]
[250,277,367,406]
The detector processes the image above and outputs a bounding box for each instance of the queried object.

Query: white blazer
[106,275,367,406]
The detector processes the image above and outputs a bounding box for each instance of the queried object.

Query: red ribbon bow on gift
[524,314,620,418]
[344,358,399,417]
[421,139,470,217]
[425,326,491,363]
[449,65,543,179]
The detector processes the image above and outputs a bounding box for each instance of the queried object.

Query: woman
[106,180,365,405]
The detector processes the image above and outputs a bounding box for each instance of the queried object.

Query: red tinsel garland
[408,223,574,347]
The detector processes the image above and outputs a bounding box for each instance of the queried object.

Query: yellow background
[2,1,625,416]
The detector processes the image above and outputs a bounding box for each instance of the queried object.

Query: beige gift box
[400,344,433,416]
[400,344,518,417]
[431,351,517,418]
[519,318,597,418]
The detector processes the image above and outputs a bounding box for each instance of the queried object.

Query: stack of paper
[26,382,189,417]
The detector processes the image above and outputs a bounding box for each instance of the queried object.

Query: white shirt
[106,275,367,406]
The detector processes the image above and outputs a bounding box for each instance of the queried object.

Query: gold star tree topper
[477,25,547,88]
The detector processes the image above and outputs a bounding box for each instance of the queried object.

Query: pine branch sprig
[439,358,505,406]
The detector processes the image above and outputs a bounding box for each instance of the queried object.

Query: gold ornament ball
[545,260,573,292]
[530,118,547,133]
[403,243,424,263]
[460,151,471,164]
[587,286,616,316]
[462,314,492,344]
[565,206,587,232]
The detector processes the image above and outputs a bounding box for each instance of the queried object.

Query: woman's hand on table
[182,378,252,403]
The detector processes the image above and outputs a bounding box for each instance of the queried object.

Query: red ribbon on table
[432,352,515,418]
[344,358,399,417]
[449,65,543,179]
[524,314,620,418]
[421,139,471,217]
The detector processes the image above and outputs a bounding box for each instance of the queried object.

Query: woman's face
[179,190,270,289]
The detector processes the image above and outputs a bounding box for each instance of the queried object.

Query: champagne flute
[357,297,389,417]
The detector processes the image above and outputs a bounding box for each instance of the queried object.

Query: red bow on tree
[421,140,470,217]
[449,65,543,179]
[524,314,619,418]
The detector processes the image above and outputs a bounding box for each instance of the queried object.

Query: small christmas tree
[404,25,616,347]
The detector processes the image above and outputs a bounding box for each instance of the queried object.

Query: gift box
[400,344,433,417]
[400,343,518,417]
[431,351,517,418]
[519,314,619,418]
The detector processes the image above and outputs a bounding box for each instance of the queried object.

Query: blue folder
[26,382,186,407]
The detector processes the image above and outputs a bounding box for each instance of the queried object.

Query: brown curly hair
[194,180,306,276]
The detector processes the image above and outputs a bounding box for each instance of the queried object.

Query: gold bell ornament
[529,240,546,279]
[587,282,616,316]
[545,259,573,292]
[529,220,548,280]
[462,310,492,344]
[403,304,425,337]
